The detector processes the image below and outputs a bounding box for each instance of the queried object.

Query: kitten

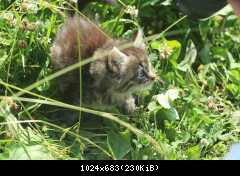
[51,16,156,114]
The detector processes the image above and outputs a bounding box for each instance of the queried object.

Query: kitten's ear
[134,29,146,49]
[108,47,128,74]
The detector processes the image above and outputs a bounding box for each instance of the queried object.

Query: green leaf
[150,41,162,50]
[159,107,180,121]
[147,101,160,111]
[7,144,55,160]
[186,145,201,160]
[199,41,211,64]
[207,75,216,90]
[0,52,7,68]
[107,131,131,160]
[227,83,240,96]
[229,69,240,83]
[161,0,172,6]
[167,40,182,65]
[178,40,197,72]
[166,40,181,49]
[215,5,233,16]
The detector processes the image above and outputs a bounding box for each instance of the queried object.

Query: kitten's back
[51,16,109,69]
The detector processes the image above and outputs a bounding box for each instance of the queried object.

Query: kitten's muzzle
[147,72,157,81]
[141,73,156,84]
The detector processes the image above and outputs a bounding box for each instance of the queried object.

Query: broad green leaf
[227,83,240,96]
[150,41,161,50]
[7,144,55,160]
[229,69,240,83]
[159,107,180,121]
[166,40,181,49]
[107,131,131,160]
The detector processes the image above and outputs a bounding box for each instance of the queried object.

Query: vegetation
[0,0,240,160]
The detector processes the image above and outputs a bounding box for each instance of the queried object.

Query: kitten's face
[91,29,156,94]
[108,46,156,93]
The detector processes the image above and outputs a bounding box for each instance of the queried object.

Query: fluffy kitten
[51,16,156,114]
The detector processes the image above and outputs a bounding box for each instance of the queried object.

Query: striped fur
[51,16,156,114]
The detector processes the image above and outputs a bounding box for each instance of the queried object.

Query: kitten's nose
[148,71,157,81]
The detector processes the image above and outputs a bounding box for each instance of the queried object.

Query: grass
[0,0,240,160]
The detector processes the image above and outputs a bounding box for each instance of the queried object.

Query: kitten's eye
[137,65,148,82]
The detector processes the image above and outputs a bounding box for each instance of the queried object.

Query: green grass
[0,0,240,160]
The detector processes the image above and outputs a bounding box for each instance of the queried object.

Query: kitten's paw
[124,97,136,114]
